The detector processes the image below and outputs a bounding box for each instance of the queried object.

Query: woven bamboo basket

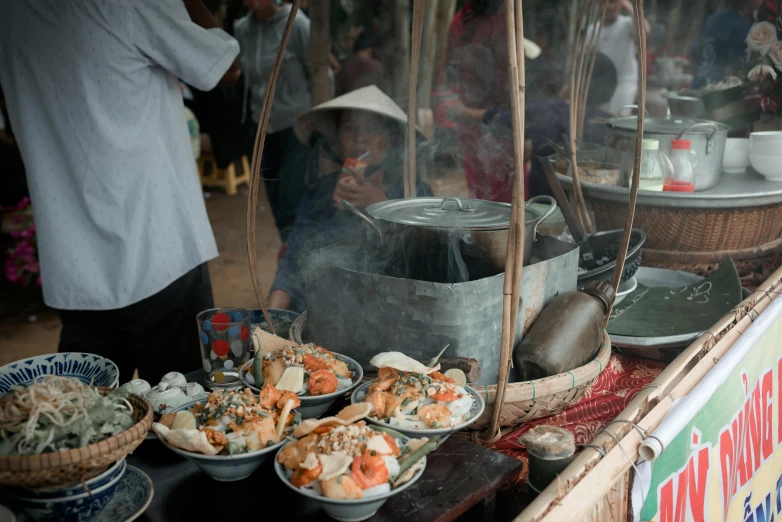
[468,331,611,430]
[0,390,153,490]
[589,199,782,252]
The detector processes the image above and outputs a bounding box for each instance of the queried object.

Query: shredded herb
[370,450,377,456]
[402,397,411,406]
[267,440,275,447]
[338,476,343,483]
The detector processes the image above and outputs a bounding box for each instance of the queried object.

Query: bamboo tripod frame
[242,0,648,445]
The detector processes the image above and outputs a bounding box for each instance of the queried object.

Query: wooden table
[128,433,521,522]
[130,370,522,521]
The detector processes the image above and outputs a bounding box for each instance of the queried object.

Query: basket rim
[472,330,612,405]
[642,236,782,264]
[0,389,153,472]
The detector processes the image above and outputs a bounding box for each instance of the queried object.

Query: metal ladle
[340,200,383,243]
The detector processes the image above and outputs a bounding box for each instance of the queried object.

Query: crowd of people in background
[0,0,770,380]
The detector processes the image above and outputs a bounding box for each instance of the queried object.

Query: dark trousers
[255,126,310,242]
[58,263,214,384]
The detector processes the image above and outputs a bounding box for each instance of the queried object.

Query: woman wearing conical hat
[267,85,433,312]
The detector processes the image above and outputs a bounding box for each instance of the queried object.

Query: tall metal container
[304,236,578,385]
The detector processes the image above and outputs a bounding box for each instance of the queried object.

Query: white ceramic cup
[723,138,750,173]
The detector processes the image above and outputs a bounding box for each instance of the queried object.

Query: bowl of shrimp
[239,342,363,419]
[274,403,436,522]
[350,352,485,441]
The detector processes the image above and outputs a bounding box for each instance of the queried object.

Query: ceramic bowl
[250,309,301,341]
[0,353,120,394]
[274,438,427,522]
[749,131,782,145]
[12,460,126,522]
[8,460,126,500]
[750,154,782,181]
[240,353,364,419]
[350,382,485,441]
[614,277,638,305]
[155,399,294,481]
[0,504,15,522]
[722,138,750,174]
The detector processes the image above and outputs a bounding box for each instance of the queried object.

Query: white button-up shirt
[0,0,240,310]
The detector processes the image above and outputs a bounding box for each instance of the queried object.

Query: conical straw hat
[294,85,426,147]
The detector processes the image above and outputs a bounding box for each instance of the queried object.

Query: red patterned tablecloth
[486,353,667,489]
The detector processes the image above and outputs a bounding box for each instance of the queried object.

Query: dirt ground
[0,167,468,368]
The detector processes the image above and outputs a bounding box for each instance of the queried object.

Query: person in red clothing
[445,0,539,202]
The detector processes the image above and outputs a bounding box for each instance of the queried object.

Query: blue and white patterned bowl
[0,353,120,394]
[8,460,126,500]
[12,460,126,522]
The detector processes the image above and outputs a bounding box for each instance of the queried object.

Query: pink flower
[9,230,21,239]
[20,229,33,239]
[747,22,778,56]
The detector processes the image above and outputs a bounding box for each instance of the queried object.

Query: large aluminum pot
[364,196,556,282]
[606,117,730,191]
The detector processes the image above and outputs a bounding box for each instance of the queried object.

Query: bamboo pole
[418,0,439,110]
[393,0,411,99]
[432,0,457,89]
[309,0,332,105]
[484,0,526,442]
[404,0,426,199]
[577,0,607,140]
[516,266,782,522]
[572,0,596,141]
[246,1,302,336]
[606,0,646,302]
[567,0,592,233]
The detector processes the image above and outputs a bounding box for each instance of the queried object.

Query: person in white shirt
[0,0,241,382]
[592,0,650,113]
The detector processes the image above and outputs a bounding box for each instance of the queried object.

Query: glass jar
[664,139,697,192]
[639,139,667,191]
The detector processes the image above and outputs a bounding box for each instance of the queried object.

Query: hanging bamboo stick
[577,0,607,139]
[572,0,596,139]
[607,0,646,311]
[484,0,526,442]
[567,1,593,233]
[404,0,426,199]
[246,1,302,336]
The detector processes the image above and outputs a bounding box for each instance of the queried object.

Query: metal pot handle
[437,197,476,212]
[676,122,718,155]
[618,104,650,117]
[525,195,557,239]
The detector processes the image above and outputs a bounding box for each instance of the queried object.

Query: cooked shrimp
[302,353,330,373]
[417,403,453,427]
[351,452,389,489]
[278,441,301,469]
[263,358,287,387]
[291,461,323,487]
[381,433,400,457]
[259,384,282,409]
[320,474,364,499]
[245,416,277,450]
[313,344,335,357]
[308,370,338,396]
[369,367,398,392]
[325,358,352,378]
[364,390,388,416]
[431,371,455,384]
[276,390,301,410]
[383,392,405,418]
[431,389,460,402]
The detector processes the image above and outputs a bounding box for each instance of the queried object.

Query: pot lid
[607,117,730,134]
[366,197,541,230]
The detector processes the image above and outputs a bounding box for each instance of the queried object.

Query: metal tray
[609,267,749,360]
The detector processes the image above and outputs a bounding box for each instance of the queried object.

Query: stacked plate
[750,131,782,181]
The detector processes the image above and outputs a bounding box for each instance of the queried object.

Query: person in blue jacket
[267,85,433,312]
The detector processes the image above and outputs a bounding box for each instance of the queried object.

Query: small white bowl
[0,505,15,522]
[750,154,782,181]
[722,138,750,174]
[614,277,638,305]
[749,142,782,156]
